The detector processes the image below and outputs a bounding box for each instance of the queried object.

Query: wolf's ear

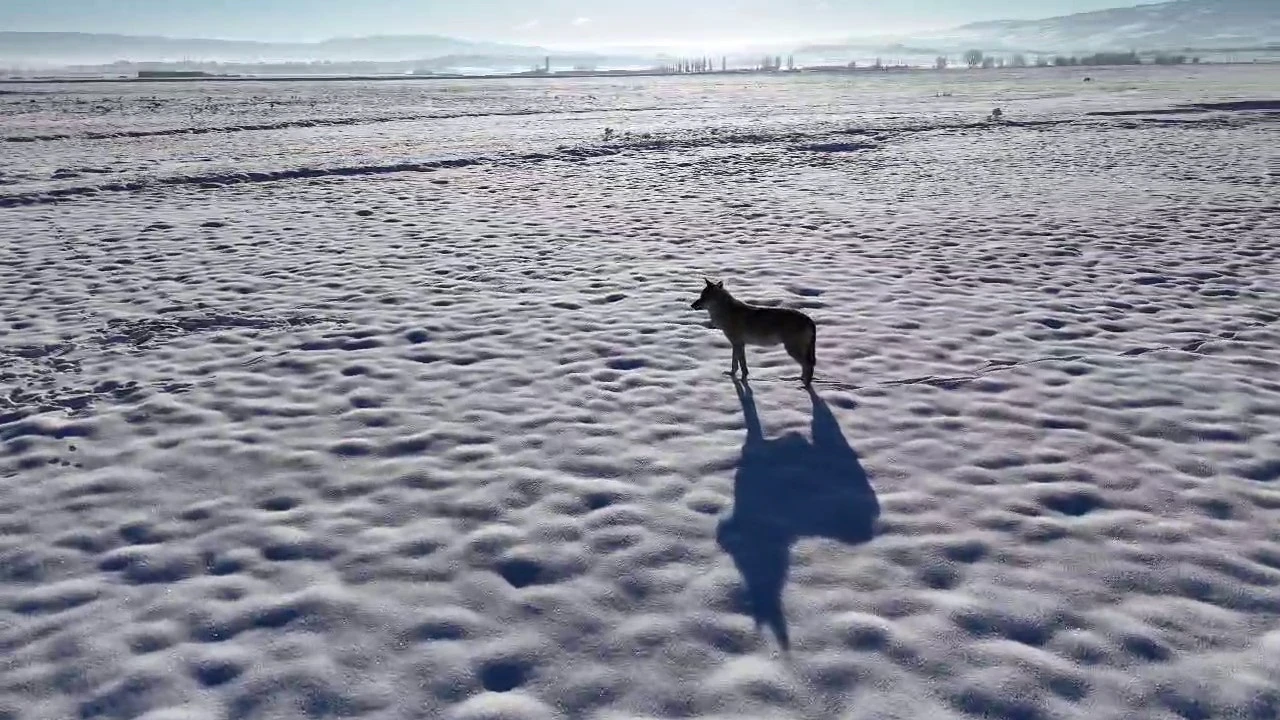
[714,280,724,288]
[704,277,714,287]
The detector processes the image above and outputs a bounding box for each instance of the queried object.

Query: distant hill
[0,32,549,67]
[4,0,1276,72]
[801,0,1280,56]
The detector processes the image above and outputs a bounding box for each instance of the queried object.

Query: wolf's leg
[784,339,806,371]
[804,327,816,386]
[730,344,740,376]
[734,344,749,380]
[785,333,815,386]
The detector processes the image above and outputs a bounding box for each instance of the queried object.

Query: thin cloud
[571,17,592,27]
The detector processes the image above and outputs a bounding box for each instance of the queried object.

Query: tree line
[950,49,1200,69]
[657,55,800,74]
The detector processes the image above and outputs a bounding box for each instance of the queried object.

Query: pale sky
[1,0,1154,47]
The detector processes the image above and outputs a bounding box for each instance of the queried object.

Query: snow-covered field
[1,64,1278,719]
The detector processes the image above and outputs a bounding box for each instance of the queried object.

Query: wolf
[690,279,816,386]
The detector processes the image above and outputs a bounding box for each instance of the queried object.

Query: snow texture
[2,64,1279,720]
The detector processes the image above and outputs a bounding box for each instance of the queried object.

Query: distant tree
[722,56,727,71]
[786,55,795,71]
[981,56,996,69]
[1035,55,1050,67]
[1011,53,1028,67]
[935,55,948,70]
[964,49,985,68]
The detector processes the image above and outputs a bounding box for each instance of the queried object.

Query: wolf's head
[691,278,725,310]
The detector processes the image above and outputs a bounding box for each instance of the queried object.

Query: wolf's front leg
[734,344,749,380]
[730,346,740,376]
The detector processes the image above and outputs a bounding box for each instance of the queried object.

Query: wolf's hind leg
[804,327,816,386]
[784,339,807,384]
[733,343,748,379]
[785,332,815,387]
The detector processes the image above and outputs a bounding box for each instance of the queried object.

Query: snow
[2,64,1279,719]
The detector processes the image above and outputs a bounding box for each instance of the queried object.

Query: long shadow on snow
[717,378,879,650]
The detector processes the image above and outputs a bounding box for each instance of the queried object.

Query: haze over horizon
[2,0,1161,49]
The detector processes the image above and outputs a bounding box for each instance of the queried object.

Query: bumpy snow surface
[2,65,1279,720]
